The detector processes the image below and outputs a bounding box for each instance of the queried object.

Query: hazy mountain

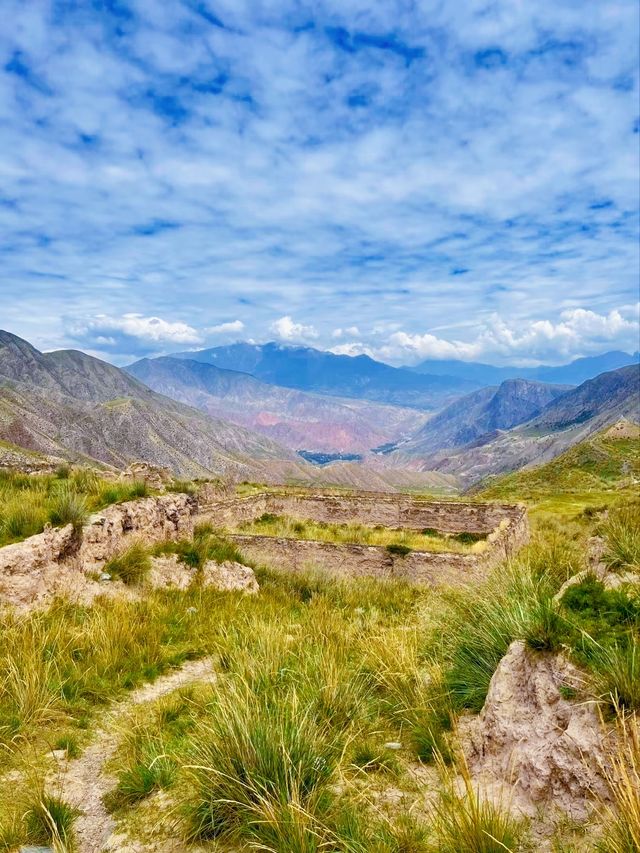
[127,356,429,454]
[411,350,638,386]
[0,331,454,493]
[393,365,640,486]
[392,379,569,456]
[170,341,479,410]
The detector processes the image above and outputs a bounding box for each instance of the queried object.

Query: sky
[1,0,639,367]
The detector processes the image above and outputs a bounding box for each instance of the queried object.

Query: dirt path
[51,658,215,853]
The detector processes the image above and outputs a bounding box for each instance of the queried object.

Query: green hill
[478,421,640,517]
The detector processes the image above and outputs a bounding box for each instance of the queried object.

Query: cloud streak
[0,0,637,364]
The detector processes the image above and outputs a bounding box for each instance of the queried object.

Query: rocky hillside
[127,356,429,454]
[395,365,640,486]
[169,341,479,410]
[391,378,568,456]
[0,330,301,479]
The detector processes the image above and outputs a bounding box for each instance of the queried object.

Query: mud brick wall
[202,491,526,536]
[228,534,486,587]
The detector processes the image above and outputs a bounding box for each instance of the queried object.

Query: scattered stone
[186,606,198,614]
[51,749,67,762]
[99,572,111,582]
[19,848,54,853]
[383,742,403,750]
[202,559,259,594]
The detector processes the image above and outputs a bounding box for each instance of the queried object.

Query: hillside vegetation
[0,435,638,851]
[479,425,640,517]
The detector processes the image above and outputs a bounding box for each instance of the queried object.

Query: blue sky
[1,0,638,366]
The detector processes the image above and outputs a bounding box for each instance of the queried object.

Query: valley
[0,327,638,852]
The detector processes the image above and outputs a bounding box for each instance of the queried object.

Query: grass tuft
[104,542,151,586]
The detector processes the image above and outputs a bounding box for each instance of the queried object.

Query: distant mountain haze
[395,365,640,486]
[169,342,479,410]
[0,331,454,493]
[410,350,638,386]
[394,379,570,456]
[127,356,429,454]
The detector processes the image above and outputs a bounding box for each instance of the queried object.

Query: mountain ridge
[127,355,430,453]
[410,350,638,386]
[168,341,479,410]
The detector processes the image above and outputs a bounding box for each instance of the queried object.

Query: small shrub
[351,741,400,775]
[601,505,640,571]
[23,792,77,849]
[104,543,151,586]
[55,464,71,479]
[589,636,640,712]
[524,597,566,652]
[167,479,197,495]
[596,712,640,852]
[386,543,412,558]
[429,758,530,852]
[54,732,81,759]
[128,480,149,498]
[183,685,341,842]
[422,527,439,536]
[104,754,176,811]
[453,531,486,545]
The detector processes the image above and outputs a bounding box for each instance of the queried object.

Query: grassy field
[233,513,486,554]
[0,435,638,851]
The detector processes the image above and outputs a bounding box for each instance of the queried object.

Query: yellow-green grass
[0,468,153,547]
[1,478,638,849]
[233,514,486,554]
[479,432,640,522]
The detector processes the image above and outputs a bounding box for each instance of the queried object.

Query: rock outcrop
[464,640,612,821]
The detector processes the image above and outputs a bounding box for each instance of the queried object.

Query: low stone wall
[228,505,528,587]
[202,491,524,535]
[0,487,529,607]
[228,534,485,587]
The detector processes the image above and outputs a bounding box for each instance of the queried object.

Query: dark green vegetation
[0,468,150,546]
[479,429,640,516]
[153,521,245,568]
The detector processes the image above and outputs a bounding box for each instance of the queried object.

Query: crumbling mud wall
[228,508,527,587]
[201,491,526,535]
[199,490,529,584]
[0,487,529,607]
[0,493,197,609]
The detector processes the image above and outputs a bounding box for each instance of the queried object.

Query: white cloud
[207,320,245,335]
[332,326,361,339]
[270,315,319,342]
[336,305,640,365]
[76,313,203,345]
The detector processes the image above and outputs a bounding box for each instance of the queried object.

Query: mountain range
[0,331,454,493]
[169,342,479,410]
[1,329,638,491]
[393,365,640,486]
[127,356,429,454]
[390,379,570,457]
[410,350,639,386]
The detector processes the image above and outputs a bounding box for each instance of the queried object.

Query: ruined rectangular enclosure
[200,490,530,587]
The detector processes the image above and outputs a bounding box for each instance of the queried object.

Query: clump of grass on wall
[104,542,151,586]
